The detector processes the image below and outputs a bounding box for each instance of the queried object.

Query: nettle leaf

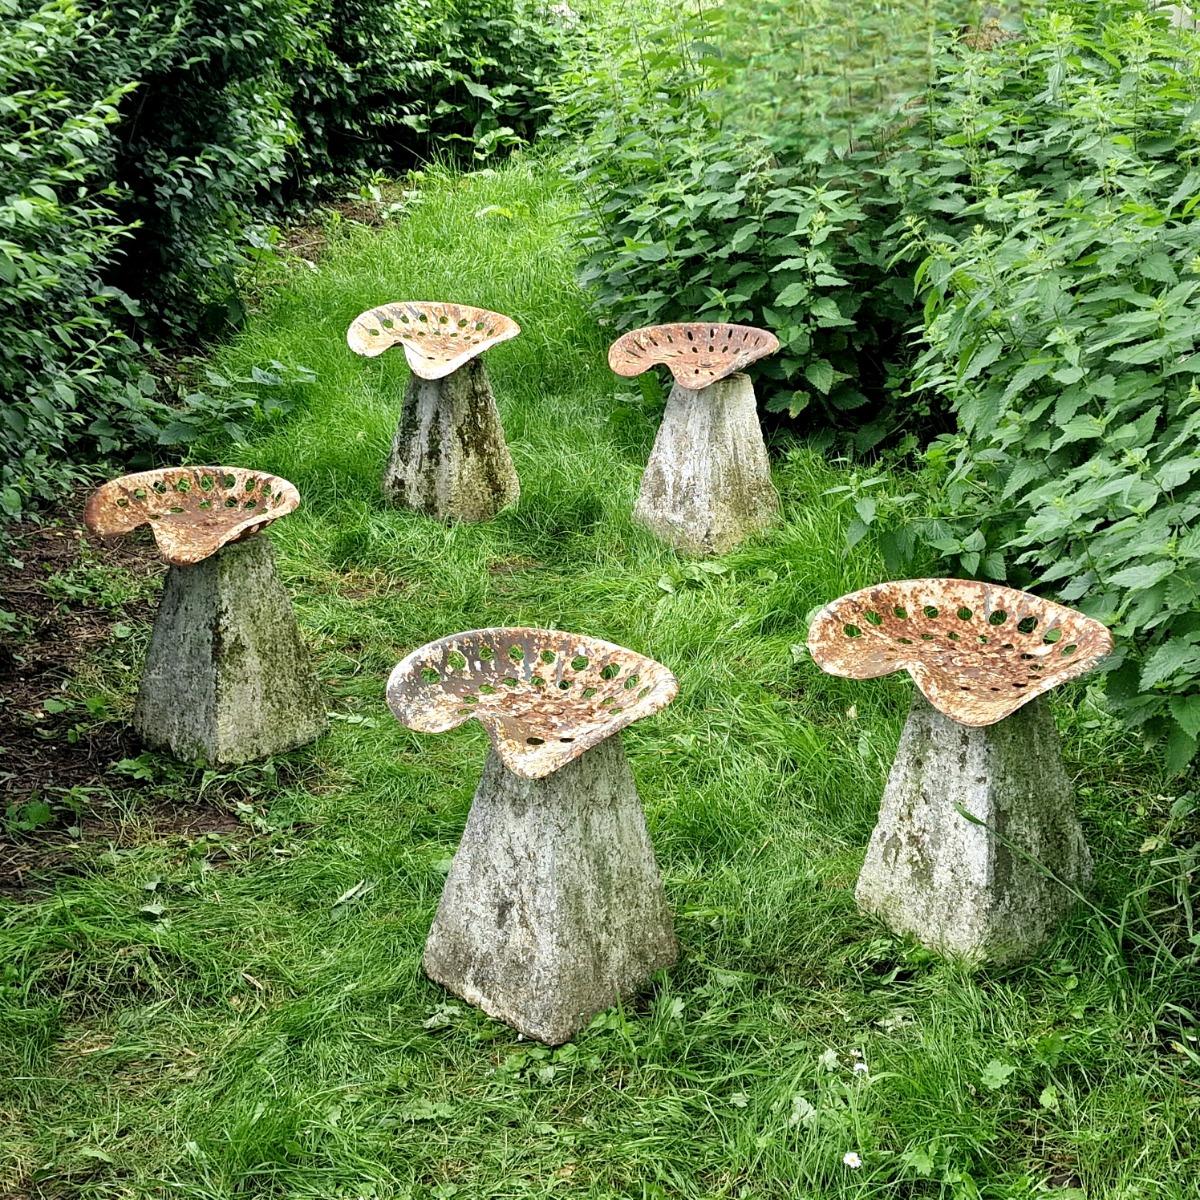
[1109,561,1176,591]
[775,282,809,307]
[1140,639,1200,691]
[1139,253,1176,285]
[1002,459,1046,500]
[1165,724,1197,775]
[962,339,1003,380]
[805,358,834,394]
[1157,457,1200,490]
[1169,694,1200,740]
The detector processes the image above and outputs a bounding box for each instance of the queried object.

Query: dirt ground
[0,500,243,895]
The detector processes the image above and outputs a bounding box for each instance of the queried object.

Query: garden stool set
[83,301,1115,1045]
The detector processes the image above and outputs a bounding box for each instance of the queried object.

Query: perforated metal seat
[346,301,520,379]
[84,466,300,567]
[608,322,779,389]
[807,579,1113,726]
[387,628,678,778]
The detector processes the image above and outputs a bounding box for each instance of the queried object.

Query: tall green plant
[872,1,1200,768]
[553,0,981,446]
[0,0,157,516]
[0,0,564,526]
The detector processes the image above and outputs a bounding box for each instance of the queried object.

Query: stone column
[856,693,1091,963]
[382,357,519,522]
[133,536,327,765]
[424,737,677,1045]
[633,372,778,555]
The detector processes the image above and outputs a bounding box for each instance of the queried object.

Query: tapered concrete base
[633,372,778,555]
[856,694,1091,964]
[424,737,677,1044]
[133,536,327,764]
[382,357,519,521]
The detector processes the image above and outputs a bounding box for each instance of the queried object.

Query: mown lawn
[1,161,1196,1200]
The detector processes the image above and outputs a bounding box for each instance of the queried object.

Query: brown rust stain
[608,322,779,389]
[386,628,678,780]
[83,466,300,567]
[807,579,1113,727]
[346,300,520,380]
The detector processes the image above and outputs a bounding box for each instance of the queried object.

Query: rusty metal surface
[608,323,780,389]
[387,628,678,779]
[807,579,1113,727]
[84,466,300,566]
[346,301,520,380]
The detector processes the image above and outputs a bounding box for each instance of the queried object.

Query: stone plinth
[856,694,1091,963]
[382,357,519,522]
[633,373,778,556]
[387,626,680,1043]
[134,536,327,764]
[424,738,677,1044]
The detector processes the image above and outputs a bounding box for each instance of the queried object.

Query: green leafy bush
[290,0,563,197]
[873,1,1200,767]
[554,0,980,446]
[1,0,562,525]
[106,0,306,332]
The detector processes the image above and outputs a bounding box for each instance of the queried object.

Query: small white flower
[843,1152,862,1169]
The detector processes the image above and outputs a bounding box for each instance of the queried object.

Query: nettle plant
[877,2,1200,768]
[555,0,981,447]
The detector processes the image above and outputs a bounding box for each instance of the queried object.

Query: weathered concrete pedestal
[856,694,1091,964]
[634,372,778,556]
[134,536,327,765]
[382,357,519,522]
[424,737,677,1044]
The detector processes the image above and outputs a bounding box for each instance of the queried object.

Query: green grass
[2,160,1197,1200]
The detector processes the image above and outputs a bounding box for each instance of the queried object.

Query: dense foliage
[291,0,561,197]
[553,1,981,446]
[1,0,158,518]
[864,1,1200,767]
[0,0,561,523]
